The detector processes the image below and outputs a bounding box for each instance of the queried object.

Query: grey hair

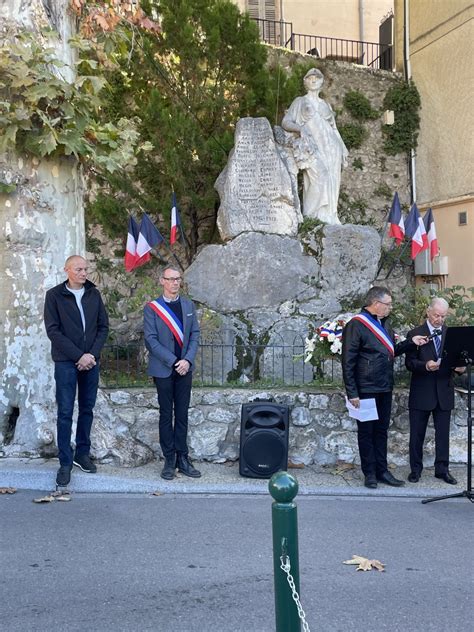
[364,286,392,307]
[429,297,449,311]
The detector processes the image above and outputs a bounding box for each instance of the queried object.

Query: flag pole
[376,204,394,277]
[136,203,185,272]
[384,240,410,280]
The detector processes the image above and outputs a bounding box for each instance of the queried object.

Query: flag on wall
[387,192,405,245]
[124,215,140,272]
[136,213,164,268]
[423,208,439,260]
[404,203,428,259]
[170,192,181,245]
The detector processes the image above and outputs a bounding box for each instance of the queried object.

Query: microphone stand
[422,351,473,504]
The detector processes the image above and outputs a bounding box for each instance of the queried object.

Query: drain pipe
[359,0,365,42]
[404,0,417,203]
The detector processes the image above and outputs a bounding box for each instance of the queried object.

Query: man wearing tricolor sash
[342,287,427,489]
[144,265,201,480]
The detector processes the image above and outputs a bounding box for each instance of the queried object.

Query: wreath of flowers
[304,315,355,363]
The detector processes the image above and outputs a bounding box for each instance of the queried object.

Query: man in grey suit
[144,265,201,480]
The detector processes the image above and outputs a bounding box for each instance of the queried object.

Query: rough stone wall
[0,387,468,470]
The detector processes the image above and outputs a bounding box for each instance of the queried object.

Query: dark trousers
[357,391,392,477]
[409,406,451,475]
[154,371,192,459]
[55,361,99,466]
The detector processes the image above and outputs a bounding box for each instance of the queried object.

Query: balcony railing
[253,18,393,70]
[100,336,409,389]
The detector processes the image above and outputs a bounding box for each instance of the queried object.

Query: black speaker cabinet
[239,401,289,479]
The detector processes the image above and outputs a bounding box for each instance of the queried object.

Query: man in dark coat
[44,255,109,487]
[342,286,427,489]
[405,297,465,485]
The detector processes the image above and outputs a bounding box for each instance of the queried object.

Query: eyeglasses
[162,276,182,282]
[377,300,392,307]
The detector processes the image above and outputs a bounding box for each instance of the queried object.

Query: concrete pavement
[0,457,471,498]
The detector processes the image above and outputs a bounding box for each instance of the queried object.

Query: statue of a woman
[281,68,348,225]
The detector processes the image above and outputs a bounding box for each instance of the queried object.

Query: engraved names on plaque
[216,117,301,240]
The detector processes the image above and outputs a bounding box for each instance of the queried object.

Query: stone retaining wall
[77,388,469,468]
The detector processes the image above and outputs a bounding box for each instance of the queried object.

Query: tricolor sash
[352,313,394,356]
[148,297,184,348]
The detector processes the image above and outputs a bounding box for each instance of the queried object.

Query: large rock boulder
[185,232,319,312]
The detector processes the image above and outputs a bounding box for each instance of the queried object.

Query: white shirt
[67,286,85,331]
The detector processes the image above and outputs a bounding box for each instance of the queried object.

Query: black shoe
[377,471,405,487]
[435,472,457,485]
[364,475,377,489]
[56,465,72,487]
[177,454,201,478]
[161,457,176,480]
[73,454,97,473]
[408,472,420,483]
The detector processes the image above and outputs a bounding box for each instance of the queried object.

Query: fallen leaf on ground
[151,491,163,496]
[331,461,355,475]
[33,495,56,503]
[288,460,305,469]
[343,555,385,572]
[0,487,17,494]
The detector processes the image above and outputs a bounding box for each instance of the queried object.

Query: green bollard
[269,471,301,632]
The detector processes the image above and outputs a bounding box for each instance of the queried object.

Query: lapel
[181,297,189,345]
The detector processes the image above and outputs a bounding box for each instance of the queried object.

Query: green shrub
[338,122,367,149]
[343,90,379,120]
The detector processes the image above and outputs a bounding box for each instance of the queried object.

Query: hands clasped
[175,359,190,376]
[76,353,96,371]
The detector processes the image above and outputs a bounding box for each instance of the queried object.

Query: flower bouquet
[304,314,355,365]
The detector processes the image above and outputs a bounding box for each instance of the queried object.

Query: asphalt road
[1,492,472,632]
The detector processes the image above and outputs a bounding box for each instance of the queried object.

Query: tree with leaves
[83,0,272,260]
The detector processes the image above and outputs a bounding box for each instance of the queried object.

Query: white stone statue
[281,68,348,225]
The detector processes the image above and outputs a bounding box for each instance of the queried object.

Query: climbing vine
[382,80,421,155]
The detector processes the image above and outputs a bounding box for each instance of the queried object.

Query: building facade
[394,0,473,288]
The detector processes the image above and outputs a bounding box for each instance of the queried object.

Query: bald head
[64,255,88,289]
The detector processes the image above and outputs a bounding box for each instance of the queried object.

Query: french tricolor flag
[405,203,428,259]
[423,208,439,260]
[136,213,164,268]
[170,192,181,245]
[124,215,140,272]
[387,192,405,245]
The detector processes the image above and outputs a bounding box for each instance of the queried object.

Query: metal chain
[280,555,311,632]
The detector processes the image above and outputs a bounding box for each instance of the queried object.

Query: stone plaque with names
[216,117,301,240]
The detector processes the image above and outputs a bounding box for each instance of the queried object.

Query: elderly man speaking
[342,286,427,489]
[405,297,465,485]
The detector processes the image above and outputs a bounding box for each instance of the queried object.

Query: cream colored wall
[233,1,393,43]
[426,198,474,289]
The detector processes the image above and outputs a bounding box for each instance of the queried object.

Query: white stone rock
[216,118,301,240]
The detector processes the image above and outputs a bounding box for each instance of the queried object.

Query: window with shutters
[247,0,278,43]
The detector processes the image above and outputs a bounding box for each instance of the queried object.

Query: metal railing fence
[253,18,393,70]
[100,336,410,389]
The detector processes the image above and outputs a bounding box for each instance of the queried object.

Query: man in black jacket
[405,297,465,485]
[342,286,427,489]
[44,255,109,487]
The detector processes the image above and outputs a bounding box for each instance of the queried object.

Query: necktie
[434,335,441,358]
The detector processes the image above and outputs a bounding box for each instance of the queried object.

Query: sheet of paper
[345,397,378,422]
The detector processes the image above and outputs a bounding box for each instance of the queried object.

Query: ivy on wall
[382,80,421,155]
